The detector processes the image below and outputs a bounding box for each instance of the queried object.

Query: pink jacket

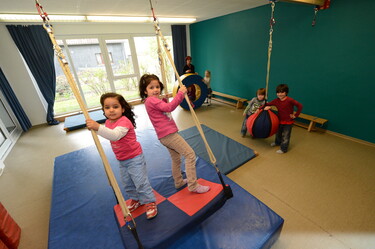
[144,91,185,139]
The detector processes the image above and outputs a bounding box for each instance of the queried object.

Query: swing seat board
[115,177,226,249]
[49,128,283,249]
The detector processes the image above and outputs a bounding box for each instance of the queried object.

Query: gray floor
[1,101,375,249]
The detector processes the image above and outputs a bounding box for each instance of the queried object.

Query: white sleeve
[97,125,129,141]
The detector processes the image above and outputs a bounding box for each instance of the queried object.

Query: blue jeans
[275,124,293,152]
[118,153,155,204]
[241,114,250,135]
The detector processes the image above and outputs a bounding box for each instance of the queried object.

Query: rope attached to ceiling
[34,1,143,248]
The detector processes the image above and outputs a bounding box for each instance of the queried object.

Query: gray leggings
[160,132,198,191]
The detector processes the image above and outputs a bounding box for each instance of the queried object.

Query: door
[0,94,22,163]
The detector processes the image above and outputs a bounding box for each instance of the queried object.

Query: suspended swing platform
[49,127,283,249]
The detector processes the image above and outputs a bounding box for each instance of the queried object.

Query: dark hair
[276,84,289,95]
[100,92,137,129]
[257,88,266,96]
[185,56,192,61]
[138,74,164,101]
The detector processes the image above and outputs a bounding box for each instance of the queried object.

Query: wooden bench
[211,91,247,109]
[294,113,328,132]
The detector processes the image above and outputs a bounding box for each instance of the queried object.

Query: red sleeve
[263,98,277,108]
[292,99,303,117]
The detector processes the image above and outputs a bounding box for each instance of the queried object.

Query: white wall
[0,24,46,125]
[0,22,173,126]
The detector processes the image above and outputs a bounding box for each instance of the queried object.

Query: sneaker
[191,184,210,194]
[276,149,284,154]
[241,133,246,137]
[270,142,277,147]
[127,199,140,212]
[146,202,158,219]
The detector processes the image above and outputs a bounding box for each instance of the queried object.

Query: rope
[265,1,276,101]
[152,20,218,167]
[156,28,169,101]
[149,0,169,100]
[151,17,233,198]
[34,0,139,240]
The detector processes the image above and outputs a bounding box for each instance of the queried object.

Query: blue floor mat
[49,127,283,249]
[180,124,256,174]
[63,110,106,131]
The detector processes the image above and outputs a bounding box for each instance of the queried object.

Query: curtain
[171,25,187,77]
[6,25,59,125]
[0,68,32,131]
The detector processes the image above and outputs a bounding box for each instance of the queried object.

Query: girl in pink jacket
[139,74,210,194]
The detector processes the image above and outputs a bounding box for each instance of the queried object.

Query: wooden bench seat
[294,113,328,132]
[211,91,247,109]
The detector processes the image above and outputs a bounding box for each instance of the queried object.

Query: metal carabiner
[312,7,319,27]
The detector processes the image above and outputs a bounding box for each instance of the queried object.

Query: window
[134,36,175,94]
[0,96,22,161]
[0,99,16,133]
[53,35,174,116]
[54,43,80,114]
[105,39,134,77]
[95,52,113,65]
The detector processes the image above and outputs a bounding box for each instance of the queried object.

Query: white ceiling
[0,0,268,22]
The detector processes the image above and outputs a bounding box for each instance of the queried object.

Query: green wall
[190,0,375,144]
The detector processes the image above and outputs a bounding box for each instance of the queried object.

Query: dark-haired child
[139,74,210,194]
[264,84,303,154]
[86,92,157,219]
[241,88,266,137]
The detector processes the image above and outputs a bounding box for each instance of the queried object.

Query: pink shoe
[191,184,210,194]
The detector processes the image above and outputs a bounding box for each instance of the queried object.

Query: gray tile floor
[1,101,374,249]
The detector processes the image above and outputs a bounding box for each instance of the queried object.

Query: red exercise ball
[246,109,279,138]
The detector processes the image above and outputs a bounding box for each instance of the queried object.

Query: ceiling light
[0,14,86,22]
[0,14,196,24]
[87,16,150,22]
[48,15,86,22]
[158,17,196,23]
[0,14,42,22]
[87,16,196,23]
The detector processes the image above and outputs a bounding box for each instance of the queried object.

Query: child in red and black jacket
[264,84,303,154]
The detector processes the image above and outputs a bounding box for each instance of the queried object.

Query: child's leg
[123,154,155,205]
[160,133,198,191]
[275,124,283,145]
[164,146,184,188]
[280,124,292,153]
[160,134,185,188]
[208,88,212,105]
[119,160,139,201]
[241,114,249,136]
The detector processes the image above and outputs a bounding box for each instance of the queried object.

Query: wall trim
[326,130,375,148]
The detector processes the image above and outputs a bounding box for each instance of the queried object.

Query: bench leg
[236,101,243,109]
[307,121,316,132]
